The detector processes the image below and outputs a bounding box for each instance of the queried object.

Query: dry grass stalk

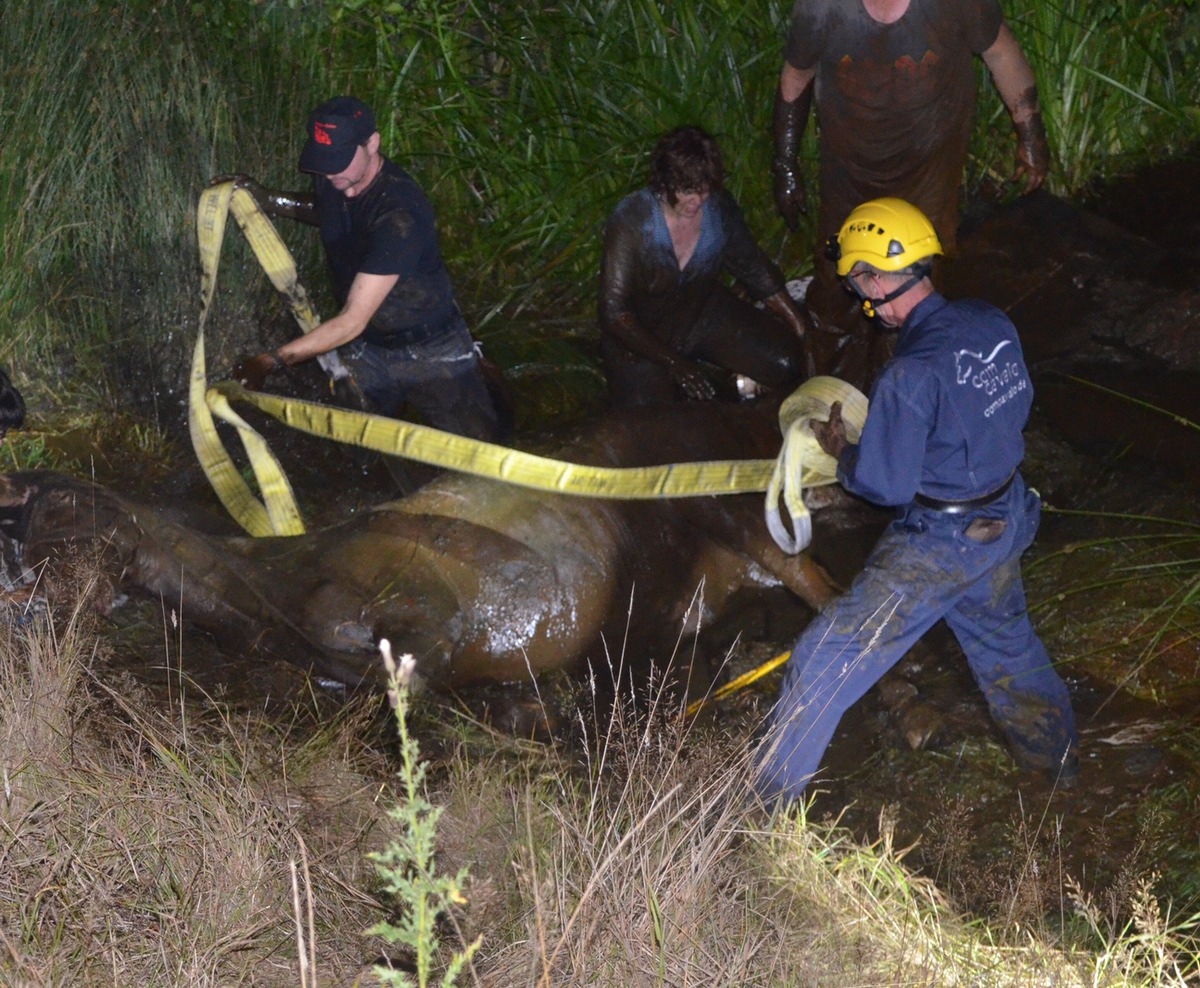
[0,570,387,986]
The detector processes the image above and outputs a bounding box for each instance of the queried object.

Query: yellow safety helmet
[826,197,943,277]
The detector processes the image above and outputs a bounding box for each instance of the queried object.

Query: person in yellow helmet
[772,0,1049,392]
[755,197,1077,805]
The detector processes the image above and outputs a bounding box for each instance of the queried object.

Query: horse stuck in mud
[0,398,839,697]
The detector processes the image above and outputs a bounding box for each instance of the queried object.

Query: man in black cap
[226,96,502,444]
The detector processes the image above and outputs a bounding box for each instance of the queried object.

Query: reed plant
[974,0,1200,196]
[0,0,323,417]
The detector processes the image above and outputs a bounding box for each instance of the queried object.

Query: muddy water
[71,153,1200,923]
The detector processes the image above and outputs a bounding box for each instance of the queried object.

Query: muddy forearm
[604,311,682,370]
[261,189,317,226]
[982,25,1050,192]
[764,289,808,341]
[222,174,317,225]
[983,25,1039,124]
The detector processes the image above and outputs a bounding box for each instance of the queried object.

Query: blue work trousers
[755,476,1078,803]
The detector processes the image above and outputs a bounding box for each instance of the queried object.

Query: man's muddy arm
[216,174,318,225]
[981,24,1050,193]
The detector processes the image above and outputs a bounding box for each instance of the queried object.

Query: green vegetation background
[2,0,1197,429]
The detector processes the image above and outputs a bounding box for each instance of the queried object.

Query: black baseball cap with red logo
[299,96,377,175]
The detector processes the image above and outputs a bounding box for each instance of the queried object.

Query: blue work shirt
[838,292,1031,506]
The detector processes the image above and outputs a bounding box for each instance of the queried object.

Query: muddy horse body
[0,401,833,689]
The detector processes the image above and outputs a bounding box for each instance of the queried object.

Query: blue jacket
[838,292,1031,506]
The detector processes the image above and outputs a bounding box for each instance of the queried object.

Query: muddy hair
[648,125,726,206]
[0,368,24,436]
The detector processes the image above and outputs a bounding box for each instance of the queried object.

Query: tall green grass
[321,0,798,324]
[974,0,1200,195]
[3,0,1199,421]
[0,0,323,417]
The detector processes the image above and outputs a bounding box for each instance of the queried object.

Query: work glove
[812,401,848,460]
[772,81,814,231]
[1013,110,1050,194]
[210,173,267,205]
[230,351,283,392]
[668,357,716,401]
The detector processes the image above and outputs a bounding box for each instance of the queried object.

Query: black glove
[230,351,283,392]
[772,81,814,231]
[668,358,716,401]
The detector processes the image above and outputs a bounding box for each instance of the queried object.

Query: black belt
[913,473,1015,514]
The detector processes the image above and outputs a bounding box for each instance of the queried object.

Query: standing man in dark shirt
[771,0,1049,392]
[755,198,1077,805]
[599,126,809,408]
[229,96,501,443]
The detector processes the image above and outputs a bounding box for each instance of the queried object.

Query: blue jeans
[343,317,500,442]
[755,476,1078,803]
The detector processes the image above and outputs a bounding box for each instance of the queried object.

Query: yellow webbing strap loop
[765,375,869,554]
[190,331,302,536]
[193,183,307,535]
[198,182,323,333]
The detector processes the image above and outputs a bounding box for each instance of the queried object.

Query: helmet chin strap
[850,263,932,318]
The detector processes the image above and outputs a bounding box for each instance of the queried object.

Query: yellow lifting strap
[190,181,869,545]
[683,649,791,720]
[765,376,869,553]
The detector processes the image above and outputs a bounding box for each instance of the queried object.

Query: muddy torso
[315,157,461,345]
[598,188,785,349]
[786,0,1003,246]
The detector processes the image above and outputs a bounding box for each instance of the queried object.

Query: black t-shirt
[315,157,459,345]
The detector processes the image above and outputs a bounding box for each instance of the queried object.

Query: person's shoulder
[377,159,428,200]
[936,0,1005,45]
[608,188,655,225]
[710,187,741,210]
[789,0,850,34]
[790,0,845,23]
[946,296,1014,330]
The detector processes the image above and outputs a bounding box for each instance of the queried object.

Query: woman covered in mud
[598,126,809,408]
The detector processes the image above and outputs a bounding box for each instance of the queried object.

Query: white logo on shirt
[954,341,1013,387]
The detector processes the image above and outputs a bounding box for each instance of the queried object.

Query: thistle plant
[367,640,481,988]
